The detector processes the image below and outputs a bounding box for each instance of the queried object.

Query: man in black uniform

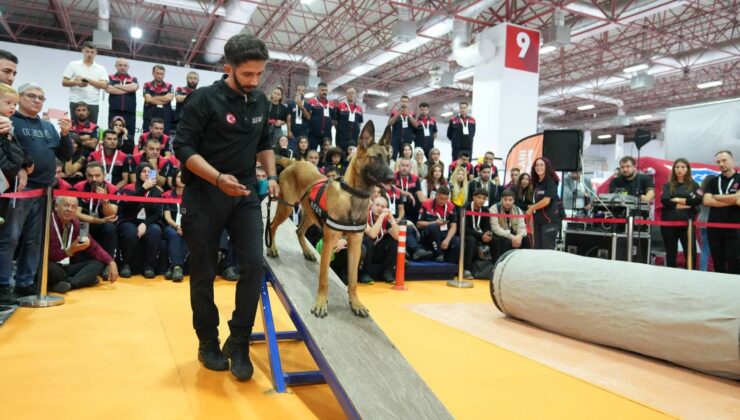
[174,34,279,381]
[702,150,740,274]
[608,156,655,202]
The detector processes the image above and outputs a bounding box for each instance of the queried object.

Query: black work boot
[198,338,229,371]
[222,335,254,381]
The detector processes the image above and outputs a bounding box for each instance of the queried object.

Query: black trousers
[463,234,484,271]
[534,222,559,250]
[491,235,531,261]
[48,260,103,289]
[182,185,263,341]
[362,235,397,277]
[707,227,740,274]
[660,225,696,269]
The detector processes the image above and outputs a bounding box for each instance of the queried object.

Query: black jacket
[661,181,702,221]
[174,76,272,190]
[0,134,33,181]
[464,204,492,240]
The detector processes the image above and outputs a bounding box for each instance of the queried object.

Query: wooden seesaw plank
[263,217,453,420]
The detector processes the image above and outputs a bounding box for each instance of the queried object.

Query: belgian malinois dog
[267,121,394,318]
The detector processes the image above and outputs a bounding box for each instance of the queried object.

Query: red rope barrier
[695,222,740,229]
[563,217,628,224]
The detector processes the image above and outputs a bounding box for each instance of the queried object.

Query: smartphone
[79,222,89,243]
[48,108,67,120]
[149,170,157,181]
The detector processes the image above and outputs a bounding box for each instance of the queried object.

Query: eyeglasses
[23,93,46,102]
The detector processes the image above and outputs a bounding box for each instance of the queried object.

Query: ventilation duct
[202,0,260,64]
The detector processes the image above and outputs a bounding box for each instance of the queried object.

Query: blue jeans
[164,226,188,267]
[0,195,44,287]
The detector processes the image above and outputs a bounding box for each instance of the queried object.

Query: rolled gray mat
[491,249,740,380]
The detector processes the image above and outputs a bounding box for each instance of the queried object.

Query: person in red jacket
[47,196,118,293]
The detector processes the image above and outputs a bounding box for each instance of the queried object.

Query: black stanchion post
[18,187,65,308]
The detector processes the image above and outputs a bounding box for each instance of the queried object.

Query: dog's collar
[334,179,370,199]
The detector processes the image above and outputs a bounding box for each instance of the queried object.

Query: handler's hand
[217,174,249,197]
[268,179,280,200]
[107,262,119,283]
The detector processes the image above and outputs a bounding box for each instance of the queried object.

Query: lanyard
[101,150,118,176]
[718,175,734,195]
[420,119,430,131]
[470,202,481,231]
[369,211,385,242]
[400,114,408,126]
[53,216,73,252]
[295,101,303,120]
[388,189,396,209]
[345,100,356,119]
[436,203,448,219]
[400,176,409,192]
[460,117,469,131]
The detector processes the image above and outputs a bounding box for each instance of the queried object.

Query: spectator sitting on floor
[275,135,294,160]
[417,185,460,263]
[324,165,340,181]
[162,170,187,282]
[450,165,469,208]
[360,195,399,284]
[321,147,344,176]
[306,150,320,168]
[463,188,493,279]
[468,163,502,207]
[505,167,520,190]
[48,196,118,293]
[490,189,530,260]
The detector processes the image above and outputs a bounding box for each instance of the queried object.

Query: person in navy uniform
[702,150,740,274]
[334,87,363,152]
[106,58,139,137]
[286,84,308,151]
[417,185,460,262]
[174,34,279,381]
[447,101,476,161]
[387,95,417,160]
[142,65,175,134]
[173,71,199,137]
[415,102,437,159]
[305,82,335,151]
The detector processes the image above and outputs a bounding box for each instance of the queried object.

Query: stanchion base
[391,284,408,291]
[17,294,65,308]
[447,279,474,288]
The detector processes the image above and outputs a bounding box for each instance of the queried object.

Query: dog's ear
[358,121,375,151]
[378,125,391,148]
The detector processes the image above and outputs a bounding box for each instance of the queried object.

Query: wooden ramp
[263,219,452,420]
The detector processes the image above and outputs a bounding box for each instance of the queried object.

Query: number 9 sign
[505,24,540,74]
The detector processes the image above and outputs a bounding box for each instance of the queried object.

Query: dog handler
[174,34,279,381]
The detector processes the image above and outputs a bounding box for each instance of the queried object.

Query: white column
[471,23,541,160]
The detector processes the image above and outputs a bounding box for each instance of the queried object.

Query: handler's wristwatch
[267,176,279,182]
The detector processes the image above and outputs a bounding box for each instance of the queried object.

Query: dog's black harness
[305,178,369,233]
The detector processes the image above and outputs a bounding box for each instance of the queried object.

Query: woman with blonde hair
[413,147,427,178]
[450,165,468,208]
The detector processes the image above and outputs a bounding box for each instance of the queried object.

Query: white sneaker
[463,270,474,279]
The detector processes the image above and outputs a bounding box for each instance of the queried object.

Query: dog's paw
[310,300,328,318]
[302,251,317,262]
[350,301,369,318]
[266,248,279,258]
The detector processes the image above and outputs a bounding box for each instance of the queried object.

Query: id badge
[175,212,182,225]
[423,126,430,137]
[295,113,302,124]
[156,104,163,109]
[323,107,330,118]
[462,125,469,135]
[402,119,408,129]
[440,223,448,232]
[390,205,396,216]
[60,257,70,266]
[137,208,146,220]
[104,173,112,183]
[348,113,355,122]
[281,125,288,135]
[484,199,489,207]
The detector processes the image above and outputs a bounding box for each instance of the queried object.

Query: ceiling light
[376,102,388,109]
[597,134,612,139]
[539,45,557,55]
[440,111,453,117]
[420,19,453,38]
[303,92,315,99]
[577,104,595,111]
[634,114,653,121]
[130,27,143,39]
[696,80,723,89]
[623,63,650,73]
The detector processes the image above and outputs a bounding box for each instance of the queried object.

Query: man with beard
[88,129,129,188]
[107,58,139,136]
[305,82,334,151]
[702,150,740,274]
[174,71,199,137]
[174,34,279,382]
[287,84,308,149]
[137,118,171,157]
[387,95,417,160]
[415,102,437,158]
[70,102,100,156]
[73,162,119,269]
[608,155,655,202]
